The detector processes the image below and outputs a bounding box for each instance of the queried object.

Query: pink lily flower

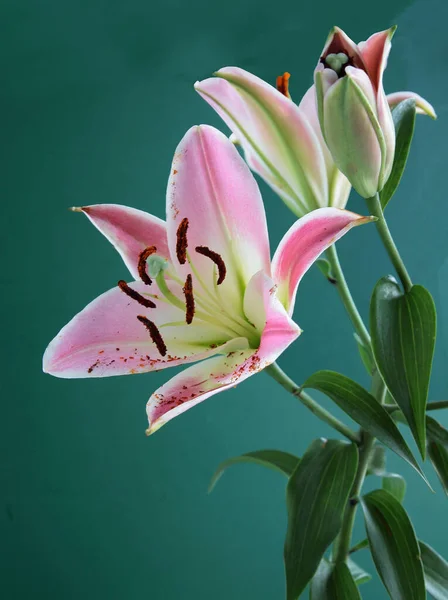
[315,26,436,198]
[43,126,371,433]
[195,68,352,218]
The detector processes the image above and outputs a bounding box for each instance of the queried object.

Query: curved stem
[333,374,386,564]
[366,193,413,293]
[326,244,371,349]
[266,362,360,444]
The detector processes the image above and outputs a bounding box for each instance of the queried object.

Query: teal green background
[2,0,447,598]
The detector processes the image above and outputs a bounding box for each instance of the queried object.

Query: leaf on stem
[284,439,358,600]
[380,99,416,209]
[301,370,429,484]
[419,540,448,600]
[208,449,299,492]
[354,332,375,375]
[370,277,437,458]
[361,489,426,600]
[310,559,362,599]
[382,473,406,503]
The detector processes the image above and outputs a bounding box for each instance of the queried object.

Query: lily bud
[315,26,435,199]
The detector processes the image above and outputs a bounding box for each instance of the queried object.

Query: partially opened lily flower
[315,26,436,198]
[43,125,371,433]
[195,68,352,218]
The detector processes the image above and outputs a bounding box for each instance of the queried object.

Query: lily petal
[243,270,301,350]
[195,68,329,215]
[298,85,351,209]
[147,274,300,434]
[387,91,437,119]
[272,208,373,314]
[43,280,245,378]
[74,204,169,279]
[358,28,395,93]
[167,125,270,304]
[146,350,255,433]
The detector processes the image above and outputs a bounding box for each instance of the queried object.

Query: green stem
[266,362,360,444]
[333,374,386,564]
[366,193,413,293]
[326,244,371,349]
[384,400,448,413]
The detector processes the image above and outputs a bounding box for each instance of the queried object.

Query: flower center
[324,52,349,74]
[117,217,259,356]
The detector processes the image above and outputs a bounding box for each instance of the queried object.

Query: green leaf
[208,449,299,492]
[419,540,448,600]
[316,258,337,284]
[284,439,358,600]
[349,538,369,555]
[354,332,375,375]
[302,370,428,483]
[361,489,426,600]
[382,474,406,503]
[370,277,437,458]
[367,445,387,475]
[311,559,361,599]
[426,415,448,448]
[347,557,372,586]
[428,440,448,494]
[380,99,416,209]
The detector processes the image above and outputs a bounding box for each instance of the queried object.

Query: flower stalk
[266,362,360,444]
[366,193,413,292]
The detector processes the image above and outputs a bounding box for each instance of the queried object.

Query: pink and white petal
[146,350,255,433]
[43,280,243,378]
[195,69,329,212]
[358,28,394,93]
[298,85,351,209]
[147,273,302,434]
[167,125,270,303]
[387,91,437,119]
[243,270,301,353]
[321,27,365,68]
[272,208,374,314]
[74,204,169,279]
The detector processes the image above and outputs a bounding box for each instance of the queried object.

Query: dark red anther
[176,218,189,264]
[118,280,156,308]
[183,273,195,324]
[195,246,227,285]
[138,246,157,285]
[136,316,167,356]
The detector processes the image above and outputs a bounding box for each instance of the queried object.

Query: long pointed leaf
[302,370,428,484]
[380,99,416,208]
[419,540,448,600]
[311,559,361,599]
[284,439,358,600]
[427,440,448,495]
[362,489,426,600]
[209,449,299,492]
[370,277,437,458]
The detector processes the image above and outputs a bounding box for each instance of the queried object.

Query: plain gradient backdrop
[2,0,448,598]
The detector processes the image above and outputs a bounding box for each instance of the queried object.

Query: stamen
[183,274,195,324]
[136,316,167,356]
[276,72,291,98]
[138,246,157,285]
[325,52,349,75]
[176,217,189,264]
[118,280,156,308]
[195,246,227,285]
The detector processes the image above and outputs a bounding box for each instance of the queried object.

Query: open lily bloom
[195,68,352,218]
[43,125,371,433]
